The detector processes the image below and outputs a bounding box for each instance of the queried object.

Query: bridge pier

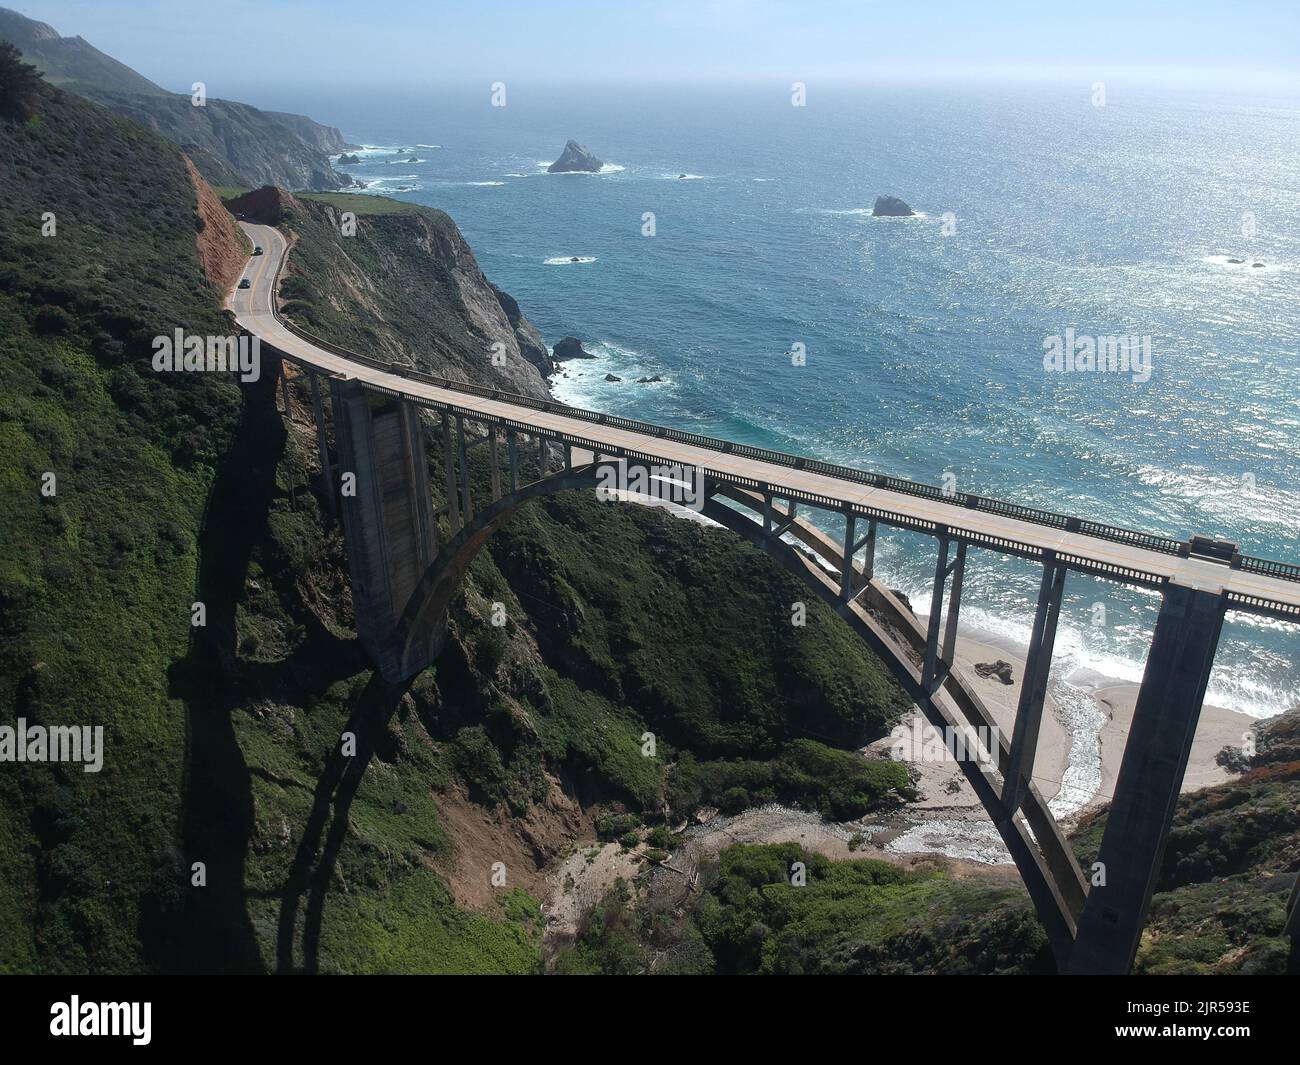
[307,373,335,516]
[1067,584,1227,975]
[440,412,461,532]
[456,414,473,523]
[920,530,966,699]
[509,431,523,492]
[331,379,439,680]
[1004,554,1067,813]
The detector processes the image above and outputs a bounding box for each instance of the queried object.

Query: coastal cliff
[0,5,352,190]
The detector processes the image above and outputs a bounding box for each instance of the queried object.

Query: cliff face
[0,5,352,191]
[85,91,352,191]
[185,156,249,293]
[274,194,554,398]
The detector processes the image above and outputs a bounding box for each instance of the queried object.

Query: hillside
[0,5,352,190]
[554,707,1300,974]
[0,62,913,974]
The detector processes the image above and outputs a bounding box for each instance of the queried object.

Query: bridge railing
[257,244,1298,587]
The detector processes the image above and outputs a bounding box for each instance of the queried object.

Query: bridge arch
[390,456,1086,966]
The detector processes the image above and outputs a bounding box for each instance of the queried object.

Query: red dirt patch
[184,155,246,294]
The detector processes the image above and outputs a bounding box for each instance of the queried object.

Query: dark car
[253,246,263,256]
[237,278,251,289]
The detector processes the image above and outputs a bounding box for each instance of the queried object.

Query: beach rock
[605,373,621,382]
[552,336,593,360]
[1252,262,1265,268]
[975,660,1015,685]
[872,195,915,217]
[490,282,553,376]
[889,589,915,615]
[636,374,663,384]
[337,153,361,165]
[1227,257,1245,264]
[548,139,604,173]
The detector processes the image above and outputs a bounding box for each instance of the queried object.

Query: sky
[14,0,1300,92]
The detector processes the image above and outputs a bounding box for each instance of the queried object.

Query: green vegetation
[298,191,432,216]
[556,844,1052,975]
[0,74,241,972]
[0,77,545,973]
[1074,709,1300,974]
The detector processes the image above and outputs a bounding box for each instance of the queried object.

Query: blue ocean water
[260,81,1299,720]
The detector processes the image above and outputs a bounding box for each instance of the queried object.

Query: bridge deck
[228,222,1300,617]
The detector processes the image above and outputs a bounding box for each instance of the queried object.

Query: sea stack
[552,336,594,360]
[872,195,915,217]
[548,140,604,173]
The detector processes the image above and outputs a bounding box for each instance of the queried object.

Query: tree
[0,42,43,121]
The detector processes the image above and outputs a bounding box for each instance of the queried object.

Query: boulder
[552,336,593,360]
[636,374,663,384]
[872,195,915,217]
[548,140,604,173]
[974,660,1015,685]
[605,373,622,382]
[336,153,361,165]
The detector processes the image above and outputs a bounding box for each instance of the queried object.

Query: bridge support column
[921,531,965,697]
[308,373,335,516]
[331,380,438,681]
[440,412,461,532]
[1067,585,1227,975]
[456,414,473,523]
[507,430,519,494]
[860,519,878,582]
[1004,553,1066,813]
[489,430,502,501]
[840,514,857,600]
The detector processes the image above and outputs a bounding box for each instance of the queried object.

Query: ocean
[253,80,1300,728]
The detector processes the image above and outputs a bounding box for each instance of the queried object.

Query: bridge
[229,221,1300,976]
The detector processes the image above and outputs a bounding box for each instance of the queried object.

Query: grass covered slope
[482,492,913,818]
[0,67,240,971]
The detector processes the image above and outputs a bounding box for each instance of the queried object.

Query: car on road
[253,246,263,255]
[238,278,251,289]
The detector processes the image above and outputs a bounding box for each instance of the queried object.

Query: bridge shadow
[153,359,289,973]
[274,671,410,974]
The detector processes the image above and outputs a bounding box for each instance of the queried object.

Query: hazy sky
[16,0,1300,91]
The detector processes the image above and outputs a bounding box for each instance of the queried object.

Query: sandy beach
[887,620,1257,825]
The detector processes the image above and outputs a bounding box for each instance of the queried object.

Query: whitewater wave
[548,340,672,408]
[543,255,597,265]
